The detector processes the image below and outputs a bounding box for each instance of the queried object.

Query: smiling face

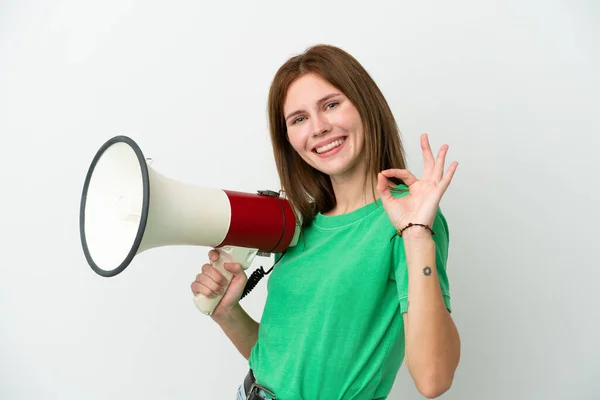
[283,73,366,181]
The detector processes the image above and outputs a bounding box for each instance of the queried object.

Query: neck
[325,167,379,216]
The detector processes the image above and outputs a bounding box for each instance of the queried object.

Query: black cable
[240,251,286,300]
[241,189,289,299]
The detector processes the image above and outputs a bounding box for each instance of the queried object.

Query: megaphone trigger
[193,246,258,315]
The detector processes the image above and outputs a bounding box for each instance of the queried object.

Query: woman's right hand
[190,249,248,320]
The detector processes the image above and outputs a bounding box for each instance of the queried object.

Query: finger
[200,263,228,287]
[421,133,435,175]
[208,249,219,262]
[191,281,205,297]
[193,268,224,295]
[191,281,200,296]
[376,173,393,202]
[433,144,449,182]
[191,280,221,298]
[223,262,244,276]
[197,269,226,295]
[439,161,459,191]
[380,169,418,187]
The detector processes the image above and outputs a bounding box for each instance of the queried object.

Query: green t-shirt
[248,187,452,399]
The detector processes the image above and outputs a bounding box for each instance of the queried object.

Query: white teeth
[315,138,344,154]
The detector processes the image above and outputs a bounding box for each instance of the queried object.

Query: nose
[312,113,332,137]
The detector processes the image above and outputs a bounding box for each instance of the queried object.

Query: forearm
[212,304,259,360]
[403,232,461,397]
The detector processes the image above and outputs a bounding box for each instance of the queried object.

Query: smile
[314,138,346,154]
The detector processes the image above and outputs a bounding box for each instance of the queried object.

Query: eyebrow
[284,93,342,122]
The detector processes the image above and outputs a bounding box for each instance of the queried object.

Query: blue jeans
[235,384,270,399]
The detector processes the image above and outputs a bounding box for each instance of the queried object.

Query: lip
[313,137,347,158]
[311,136,347,152]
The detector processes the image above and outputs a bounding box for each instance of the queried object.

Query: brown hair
[268,44,407,227]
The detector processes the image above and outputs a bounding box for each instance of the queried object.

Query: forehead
[283,73,339,112]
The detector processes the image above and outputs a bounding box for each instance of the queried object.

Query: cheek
[287,134,306,157]
[287,128,310,153]
[287,130,317,166]
[336,107,362,132]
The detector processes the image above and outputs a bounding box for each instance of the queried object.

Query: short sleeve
[392,207,452,314]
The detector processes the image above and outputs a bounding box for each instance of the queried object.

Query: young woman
[191,44,461,400]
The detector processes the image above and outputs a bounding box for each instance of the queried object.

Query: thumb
[223,262,246,279]
[222,262,248,300]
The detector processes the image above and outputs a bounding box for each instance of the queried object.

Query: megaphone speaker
[79,135,301,315]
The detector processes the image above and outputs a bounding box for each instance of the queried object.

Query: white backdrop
[1,0,598,399]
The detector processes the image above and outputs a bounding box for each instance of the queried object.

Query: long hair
[268,44,407,227]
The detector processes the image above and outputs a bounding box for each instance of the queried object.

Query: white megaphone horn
[79,135,301,315]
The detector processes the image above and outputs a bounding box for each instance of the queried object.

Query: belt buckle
[248,383,276,399]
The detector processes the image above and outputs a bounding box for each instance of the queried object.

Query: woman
[191,44,461,399]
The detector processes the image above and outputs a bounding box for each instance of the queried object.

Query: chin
[315,164,356,179]
[304,152,361,178]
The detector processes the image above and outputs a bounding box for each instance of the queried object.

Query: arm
[402,230,461,398]
[212,304,260,360]
[192,250,260,361]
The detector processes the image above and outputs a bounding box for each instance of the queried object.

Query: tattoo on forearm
[423,266,432,276]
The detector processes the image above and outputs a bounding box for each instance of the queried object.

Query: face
[283,73,365,180]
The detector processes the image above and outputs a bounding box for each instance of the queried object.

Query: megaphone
[79,135,301,315]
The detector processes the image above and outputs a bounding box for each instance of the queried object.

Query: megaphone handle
[193,246,257,316]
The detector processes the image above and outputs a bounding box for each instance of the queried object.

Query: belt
[243,369,276,399]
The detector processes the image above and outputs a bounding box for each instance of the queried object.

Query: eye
[326,102,339,110]
[292,116,306,125]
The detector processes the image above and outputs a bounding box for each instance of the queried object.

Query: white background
[1,0,598,399]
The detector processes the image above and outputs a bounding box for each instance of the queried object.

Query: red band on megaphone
[220,191,297,253]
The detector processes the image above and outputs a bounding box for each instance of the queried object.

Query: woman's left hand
[377,133,459,235]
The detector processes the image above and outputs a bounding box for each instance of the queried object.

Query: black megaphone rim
[79,135,150,277]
